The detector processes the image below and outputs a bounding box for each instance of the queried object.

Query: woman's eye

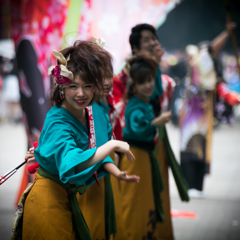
[69,85,77,89]
[85,85,92,88]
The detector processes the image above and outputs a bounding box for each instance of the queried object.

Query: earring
[59,87,65,100]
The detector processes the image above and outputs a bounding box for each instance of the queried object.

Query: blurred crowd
[1,42,239,127]
[0,40,22,124]
[160,49,240,125]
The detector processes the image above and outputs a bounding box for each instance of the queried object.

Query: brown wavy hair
[126,51,157,99]
[51,40,113,106]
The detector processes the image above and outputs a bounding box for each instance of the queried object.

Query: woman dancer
[118,52,172,239]
[12,40,138,240]
[114,23,190,240]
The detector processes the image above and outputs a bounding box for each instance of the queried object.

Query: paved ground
[0,122,27,240]
[167,119,240,240]
[0,117,240,240]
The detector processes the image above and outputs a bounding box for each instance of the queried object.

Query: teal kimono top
[92,102,112,146]
[34,104,114,187]
[99,99,112,116]
[123,96,156,142]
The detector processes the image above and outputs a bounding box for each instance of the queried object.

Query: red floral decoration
[51,65,71,84]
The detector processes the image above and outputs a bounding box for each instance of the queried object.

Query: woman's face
[62,75,95,112]
[97,77,113,97]
[134,78,155,102]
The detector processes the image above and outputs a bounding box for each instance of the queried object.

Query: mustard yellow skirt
[78,152,127,240]
[115,142,174,240]
[116,147,157,239]
[77,177,106,240]
[22,174,76,240]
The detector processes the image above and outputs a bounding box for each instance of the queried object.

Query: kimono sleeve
[39,122,113,186]
[129,109,156,138]
[112,69,128,103]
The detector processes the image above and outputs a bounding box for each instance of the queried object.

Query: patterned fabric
[180,85,213,164]
[123,96,156,143]
[88,0,178,71]
[160,74,176,112]
[11,0,71,205]
[117,147,161,239]
[180,48,215,172]
[214,83,240,125]
[11,0,70,96]
[11,182,35,240]
[78,0,93,40]
[111,70,128,140]
[181,47,240,172]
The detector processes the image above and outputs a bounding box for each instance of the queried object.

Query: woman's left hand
[117,171,140,183]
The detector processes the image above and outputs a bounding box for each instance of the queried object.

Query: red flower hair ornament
[48,50,74,84]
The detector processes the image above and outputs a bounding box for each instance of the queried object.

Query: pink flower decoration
[51,65,71,84]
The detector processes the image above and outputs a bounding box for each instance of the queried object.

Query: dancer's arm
[75,140,135,173]
[211,21,236,55]
[151,111,172,126]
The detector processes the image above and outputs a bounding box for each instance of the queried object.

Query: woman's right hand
[25,147,36,163]
[112,140,135,162]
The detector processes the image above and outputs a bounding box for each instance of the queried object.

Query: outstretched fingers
[125,174,140,183]
[119,171,140,182]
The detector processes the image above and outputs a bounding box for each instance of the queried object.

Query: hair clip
[48,50,74,84]
[95,38,105,48]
